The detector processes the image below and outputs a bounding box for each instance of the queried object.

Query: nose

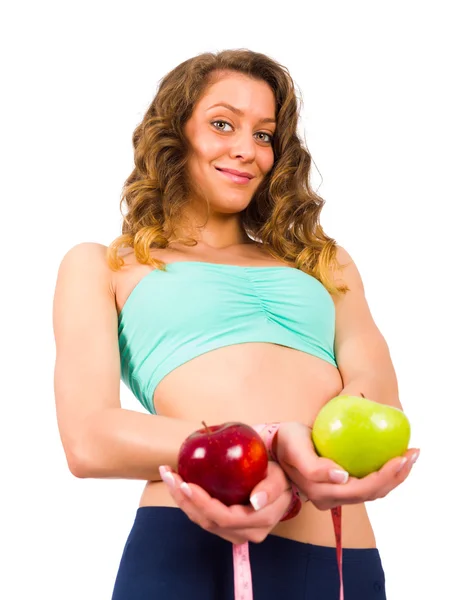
[228,131,256,162]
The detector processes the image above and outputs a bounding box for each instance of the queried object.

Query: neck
[169,211,254,250]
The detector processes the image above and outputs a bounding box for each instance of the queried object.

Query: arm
[332,246,402,410]
[53,242,201,480]
[271,247,416,508]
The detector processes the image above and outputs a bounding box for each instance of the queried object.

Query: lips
[216,167,255,180]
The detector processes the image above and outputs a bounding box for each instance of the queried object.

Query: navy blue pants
[111,507,386,599]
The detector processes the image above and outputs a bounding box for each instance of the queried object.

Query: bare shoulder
[56,241,115,291]
[329,245,365,295]
[57,241,110,272]
[53,242,117,331]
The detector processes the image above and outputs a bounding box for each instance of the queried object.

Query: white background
[1,1,456,598]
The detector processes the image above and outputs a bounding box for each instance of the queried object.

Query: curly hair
[106,48,349,296]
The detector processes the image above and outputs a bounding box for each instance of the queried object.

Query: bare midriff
[113,244,377,549]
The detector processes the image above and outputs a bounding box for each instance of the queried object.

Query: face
[183,71,276,216]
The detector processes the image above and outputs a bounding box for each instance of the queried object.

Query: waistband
[133,506,381,562]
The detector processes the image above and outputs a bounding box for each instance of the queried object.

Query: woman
[53,49,419,599]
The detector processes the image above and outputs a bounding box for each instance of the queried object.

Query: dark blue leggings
[111,507,386,599]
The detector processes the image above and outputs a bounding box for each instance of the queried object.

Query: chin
[210,199,252,214]
[209,189,256,213]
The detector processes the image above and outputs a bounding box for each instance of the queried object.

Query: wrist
[251,422,302,522]
[251,422,280,461]
[271,425,279,460]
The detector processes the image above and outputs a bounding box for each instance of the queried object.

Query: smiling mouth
[215,168,253,184]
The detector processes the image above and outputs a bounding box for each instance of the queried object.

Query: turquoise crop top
[118,261,337,414]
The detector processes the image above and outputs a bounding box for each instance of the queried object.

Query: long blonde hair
[107,49,349,296]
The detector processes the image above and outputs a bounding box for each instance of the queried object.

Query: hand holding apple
[274,419,419,511]
[158,422,293,544]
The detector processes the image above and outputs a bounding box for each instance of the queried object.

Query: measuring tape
[233,542,254,599]
[332,505,344,600]
[232,507,343,599]
[232,421,345,599]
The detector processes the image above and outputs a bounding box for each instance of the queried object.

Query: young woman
[53,49,419,599]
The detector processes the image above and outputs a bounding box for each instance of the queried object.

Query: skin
[156,71,419,545]
[52,71,419,572]
[174,70,276,247]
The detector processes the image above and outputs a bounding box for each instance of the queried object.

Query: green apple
[311,394,411,478]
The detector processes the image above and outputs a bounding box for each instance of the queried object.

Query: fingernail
[159,465,167,479]
[396,457,408,473]
[330,469,349,484]
[410,451,420,465]
[162,472,175,489]
[180,482,192,498]
[250,491,268,511]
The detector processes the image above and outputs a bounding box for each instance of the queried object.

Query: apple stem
[360,392,365,398]
[202,421,211,435]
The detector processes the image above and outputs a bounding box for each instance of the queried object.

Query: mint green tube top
[118,261,337,414]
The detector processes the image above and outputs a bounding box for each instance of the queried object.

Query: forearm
[339,372,403,410]
[71,408,202,480]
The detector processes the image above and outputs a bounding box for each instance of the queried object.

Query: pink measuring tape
[232,423,344,600]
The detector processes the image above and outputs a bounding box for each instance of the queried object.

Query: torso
[112,241,376,548]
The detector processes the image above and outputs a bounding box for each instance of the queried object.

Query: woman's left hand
[275,421,420,511]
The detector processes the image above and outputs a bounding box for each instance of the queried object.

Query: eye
[210,120,273,144]
[211,120,233,132]
[255,132,273,144]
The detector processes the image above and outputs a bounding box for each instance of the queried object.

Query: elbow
[64,425,112,479]
[66,446,91,478]
[64,430,97,478]
[61,410,119,479]
[61,415,104,478]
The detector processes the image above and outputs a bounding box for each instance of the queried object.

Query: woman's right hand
[275,421,420,511]
[158,461,294,545]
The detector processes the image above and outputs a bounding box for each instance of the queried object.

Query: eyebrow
[206,102,276,124]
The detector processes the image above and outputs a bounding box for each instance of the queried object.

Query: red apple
[177,422,268,506]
